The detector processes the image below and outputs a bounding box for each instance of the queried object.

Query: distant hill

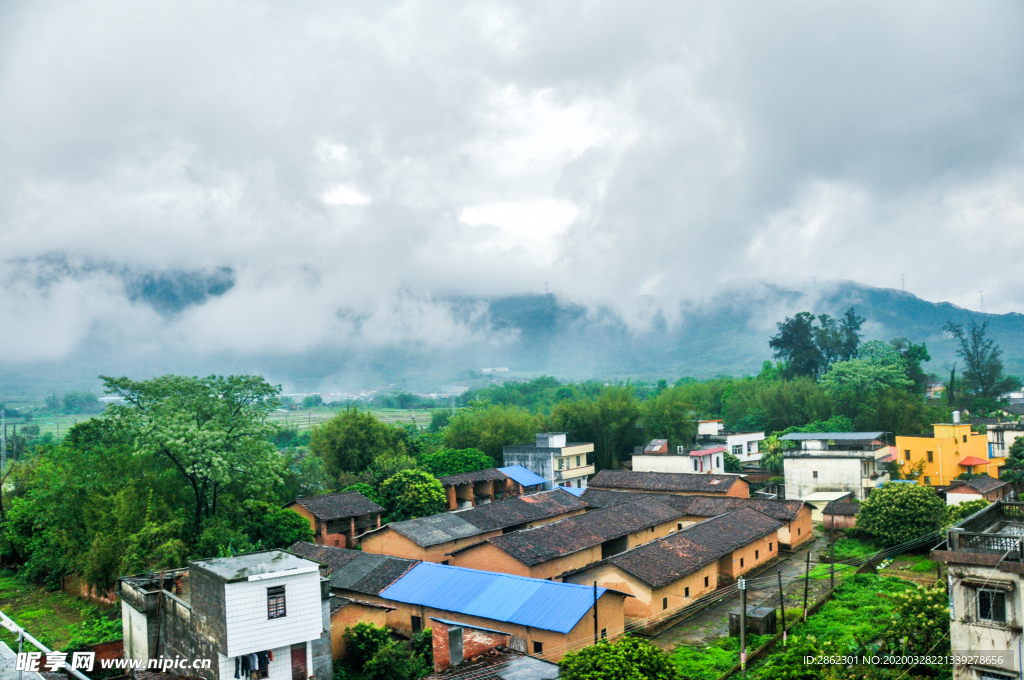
[1,280,1020,398]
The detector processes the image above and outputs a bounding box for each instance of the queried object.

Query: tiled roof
[438,468,508,486]
[482,497,683,566]
[288,491,384,520]
[589,470,742,494]
[384,489,588,547]
[329,595,396,614]
[964,476,1007,494]
[599,507,784,588]
[287,541,417,595]
[671,495,805,522]
[823,502,860,517]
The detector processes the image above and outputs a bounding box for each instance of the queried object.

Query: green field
[0,572,118,652]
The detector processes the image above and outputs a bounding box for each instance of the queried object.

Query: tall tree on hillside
[943,319,1022,402]
[101,374,283,536]
[890,337,932,395]
[769,307,863,379]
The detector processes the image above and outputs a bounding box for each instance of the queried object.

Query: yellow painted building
[895,423,998,487]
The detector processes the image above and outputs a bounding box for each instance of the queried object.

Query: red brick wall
[431,620,510,671]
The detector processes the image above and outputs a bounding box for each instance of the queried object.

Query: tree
[302,394,323,408]
[721,377,831,433]
[945,498,989,527]
[759,435,788,473]
[723,451,742,472]
[101,374,283,536]
[378,469,445,521]
[309,408,406,476]
[880,586,950,669]
[769,308,864,380]
[857,482,945,547]
[419,448,494,477]
[444,404,540,464]
[550,385,644,471]
[342,482,382,505]
[640,387,698,452]
[1000,438,1024,491]
[943,319,1022,403]
[890,338,931,395]
[367,454,417,485]
[821,341,913,399]
[559,636,680,680]
[234,500,314,548]
[63,391,103,414]
[342,623,392,673]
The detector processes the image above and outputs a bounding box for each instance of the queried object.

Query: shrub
[419,448,494,477]
[342,623,391,672]
[378,469,446,521]
[561,636,681,680]
[857,482,944,547]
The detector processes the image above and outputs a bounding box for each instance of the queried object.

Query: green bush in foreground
[561,636,681,680]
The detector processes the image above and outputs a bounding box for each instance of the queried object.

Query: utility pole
[830,537,835,590]
[593,582,598,644]
[739,577,747,676]
[777,569,787,645]
[803,552,810,621]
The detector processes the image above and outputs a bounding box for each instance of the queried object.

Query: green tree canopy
[341,482,382,505]
[419,447,494,477]
[880,586,950,665]
[550,385,643,471]
[100,374,283,536]
[309,407,407,476]
[443,404,540,463]
[640,387,698,452]
[378,469,445,521]
[769,308,863,379]
[944,318,1022,404]
[857,482,945,546]
[721,377,831,433]
[559,636,681,680]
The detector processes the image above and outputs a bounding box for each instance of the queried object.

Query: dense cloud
[1,1,1023,376]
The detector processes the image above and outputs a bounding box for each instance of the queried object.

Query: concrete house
[696,420,765,463]
[503,433,596,490]
[896,421,995,487]
[587,470,750,498]
[989,421,1024,460]
[945,476,1011,506]
[562,507,784,620]
[781,432,890,500]
[359,489,589,562]
[285,492,384,548]
[933,501,1024,680]
[375,562,627,667]
[119,551,332,680]
[437,469,510,510]
[448,497,685,580]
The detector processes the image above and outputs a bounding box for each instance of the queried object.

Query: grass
[828,537,878,563]
[671,634,770,680]
[809,563,855,580]
[268,407,434,432]
[0,571,119,652]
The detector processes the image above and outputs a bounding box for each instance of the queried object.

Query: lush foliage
[560,636,682,680]
[342,623,392,673]
[337,623,430,680]
[444,404,540,463]
[310,407,407,475]
[418,447,494,477]
[550,385,645,470]
[377,469,446,521]
[879,585,949,663]
[944,498,989,527]
[856,483,945,547]
[670,634,769,680]
[769,308,863,380]
[342,483,382,505]
[944,318,1022,408]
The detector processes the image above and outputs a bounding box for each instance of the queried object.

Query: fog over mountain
[2,2,1023,395]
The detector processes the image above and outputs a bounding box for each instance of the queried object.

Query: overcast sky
[2,1,1023,367]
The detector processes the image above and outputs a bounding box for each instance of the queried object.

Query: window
[904,450,911,461]
[663,597,668,610]
[740,558,744,568]
[755,550,759,560]
[924,476,931,485]
[684,587,690,597]
[927,451,933,462]
[558,458,564,470]
[693,460,699,472]
[533,641,543,654]
[979,589,1007,623]
[964,435,968,443]
[412,616,423,633]
[769,542,773,552]
[650,526,654,532]
[716,456,721,468]
[576,455,581,466]
[813,471,818,479]
[267,586,286,619]
[704,576,709,587]
[678,523,683,530]
[798,528,801,536]
[601,628,607,640]
[979,671,1016,680]
[732,445,742,456]
[441,560,449,565]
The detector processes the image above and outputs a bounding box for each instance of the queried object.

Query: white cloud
[322,184,371,206]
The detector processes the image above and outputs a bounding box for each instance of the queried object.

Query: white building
[936,501,1024,680]
[119,551,332,680]
[503,433,596,490]
[696,420,764,463]
[781,432,890,500]
[989,422,1024,459]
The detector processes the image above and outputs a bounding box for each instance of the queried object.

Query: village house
[119,551,332,680]
[932,500,1024,680]
[822,501,860,530]
[944,476,1011,505]
[989,421,1024,459]
[437,468,510,510]
[448,496,686,580]
[578,488,812,550]
[375,562,628,667]
[781,432,891,500]
[503,433,596,490]
[630,439,726,474]
[285,491,384,548]
[562,507,784,621]
[360,489,589,562]
[587,470,750,498]
[696,421,765,463]
[895,419,995,487]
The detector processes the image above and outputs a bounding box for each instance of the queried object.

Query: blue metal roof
[559,486,586,497]
[379,562,606,633]
[497,465,547,487]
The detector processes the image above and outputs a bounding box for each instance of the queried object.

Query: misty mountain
[0,281,1020,398]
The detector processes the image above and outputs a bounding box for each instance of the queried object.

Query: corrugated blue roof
[497,465,547,487]
[559,486,586,497]
[379,562,606,633]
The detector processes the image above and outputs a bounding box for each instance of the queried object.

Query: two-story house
[119,551,332,680]
[503,433,596,490]
[781,432,890,500]
[896,419,995,487]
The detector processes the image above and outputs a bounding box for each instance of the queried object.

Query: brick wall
[430,620,510,671]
